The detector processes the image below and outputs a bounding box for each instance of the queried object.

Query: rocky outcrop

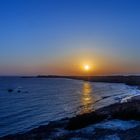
[1,99,140,140]
[67,100,140,130]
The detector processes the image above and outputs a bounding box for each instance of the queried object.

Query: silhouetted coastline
[29,75,140,86]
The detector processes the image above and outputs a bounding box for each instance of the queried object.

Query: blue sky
[0,0,140,75]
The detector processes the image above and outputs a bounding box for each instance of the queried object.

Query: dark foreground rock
[1,100,140,140]
[67,100,140,130]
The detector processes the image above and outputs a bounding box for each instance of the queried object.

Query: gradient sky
[0,0,140,75]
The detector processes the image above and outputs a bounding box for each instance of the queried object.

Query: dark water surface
[0,77,139,136]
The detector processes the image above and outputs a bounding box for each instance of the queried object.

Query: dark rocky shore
[1,96,140,140]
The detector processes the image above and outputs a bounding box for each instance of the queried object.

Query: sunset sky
[0,0,140,75]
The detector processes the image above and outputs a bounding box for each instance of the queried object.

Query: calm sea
[0,77,139,136]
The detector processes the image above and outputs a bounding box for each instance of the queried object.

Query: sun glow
[84,65,90,71]
[79,60,95,74]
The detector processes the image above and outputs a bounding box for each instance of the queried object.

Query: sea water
[0,77,139,136]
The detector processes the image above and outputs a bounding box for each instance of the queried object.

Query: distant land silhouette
[22,75,140,86]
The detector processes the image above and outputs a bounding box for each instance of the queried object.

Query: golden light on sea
[80,82,93,114]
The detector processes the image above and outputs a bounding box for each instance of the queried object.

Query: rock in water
[8,89,13,92]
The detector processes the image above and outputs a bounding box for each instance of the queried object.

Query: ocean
[0,77,139,137]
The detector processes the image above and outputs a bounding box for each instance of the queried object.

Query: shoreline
[1,96,140,140]
[22,75,140,86]
[1,75,140,86]
[1,76,140,139]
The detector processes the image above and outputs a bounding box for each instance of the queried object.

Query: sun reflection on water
[80,82,94,114]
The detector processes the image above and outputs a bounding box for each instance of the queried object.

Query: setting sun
[84,65,90,71]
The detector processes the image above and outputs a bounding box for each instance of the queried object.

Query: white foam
[100,134,120,140]
[94,119,140,131]
[121,93,140,103]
